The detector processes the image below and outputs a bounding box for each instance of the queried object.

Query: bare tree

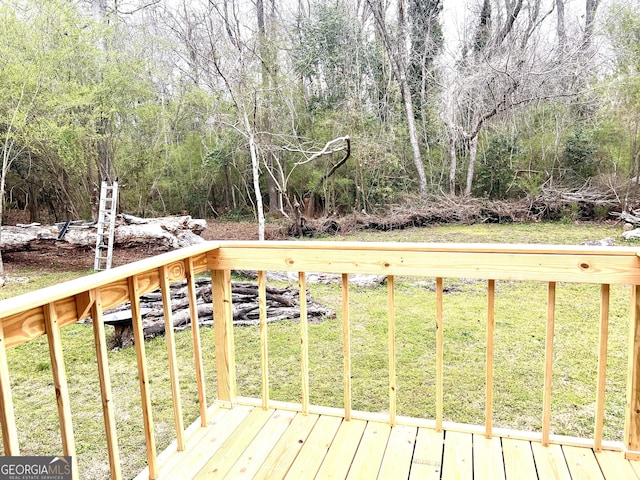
[442,0,599,196]
[367,0,429,197]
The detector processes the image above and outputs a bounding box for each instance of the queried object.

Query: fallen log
[101,277,335,348]
[0,214,206,252]
[611,210,640,227]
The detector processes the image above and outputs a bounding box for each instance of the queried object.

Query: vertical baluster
[129,275,158,478]
[210,268,236,404]
[436,277,444,432]
[90,289,122,479]
[0,320,19,455]
[299,272,309,415]
[388,275,396,427]
[342,273,352,421]
[185,258,207,426]
[594,284,610,451]
[159,266,185,451]
[624,284,640,459]
[43,302,78,479]
[542,281,556,446]
[486,279,495,439]
[258,270,269,410]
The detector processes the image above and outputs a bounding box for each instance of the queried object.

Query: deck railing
[2,240,640,479]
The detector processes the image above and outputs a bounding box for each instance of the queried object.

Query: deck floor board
[283,414,342,480]
[314,418,366,479]
[139,406,640,480]
[345,421,391,479]
[473,434,506,480]
[531,442,572,480]
[441,431,473,480]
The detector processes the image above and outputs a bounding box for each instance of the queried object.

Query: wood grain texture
[436,277,444,432]
[345,421,392,479]
[258,270,269,410]
[90,289,122,479]
[410,428,444,480]
[473,434,505,480]
[283,415,342,480]
[388,275,396,426]
[486,279,495,438]
[627,284,640,457]
[129,275,158,479]
[563,445,605,480]
[159,265,185,451]
[378,425,417,480]
[595,450,638,480]
[43,303,76,459]
[210,243,640,284]
[441,431,472,479]
[222,409,296,479]
[252,413,319,480]
[531,443,571,480]
[503,438,537,480]
[210,267,236,404]
[298,272,309,415]
[314,419,366,479]
[542,282,556,446]
[194,408,274,479]
[342,273,352,420]
[595,284,610,451]
[0,319,19,455]
[185,258,207,426]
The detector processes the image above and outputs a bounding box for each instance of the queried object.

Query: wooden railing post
[258,271,269,410]
[89,289,122,480]
[129,275,158,479]
[186,258,207,425]
[435,277,444,432]
[159,265,185,451]
[625,284,640,459]
[210,269,236,405]
[0,320,19,455]
[43,302,79,479]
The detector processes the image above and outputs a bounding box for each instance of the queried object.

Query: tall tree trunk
[397,0,427,197]
[257,0,281,215]
[464,134,479,196]
[556,0,567,54]
[584,0,600,49]
[448,127,457,194]
[400,79,427,196]
[242,111,266,240]
[368,0,428,197]
[0,159,7,286]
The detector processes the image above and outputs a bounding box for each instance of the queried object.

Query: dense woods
[1,0,639,229]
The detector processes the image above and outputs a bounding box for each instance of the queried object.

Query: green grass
[345,221,633,245]
[0,221,636,479]
[0,269,93,300]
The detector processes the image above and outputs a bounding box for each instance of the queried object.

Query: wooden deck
[134,403,640,480]
[7,242,640,479]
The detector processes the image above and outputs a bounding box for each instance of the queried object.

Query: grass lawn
[1,221,637,479]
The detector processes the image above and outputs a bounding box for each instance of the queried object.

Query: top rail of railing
[1,241,640,350]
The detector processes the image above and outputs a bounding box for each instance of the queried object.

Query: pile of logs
[102,277,335,348]
[1,214,207,252]
[613,211,640,240]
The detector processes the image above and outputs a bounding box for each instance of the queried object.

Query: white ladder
[94,179,118,271]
